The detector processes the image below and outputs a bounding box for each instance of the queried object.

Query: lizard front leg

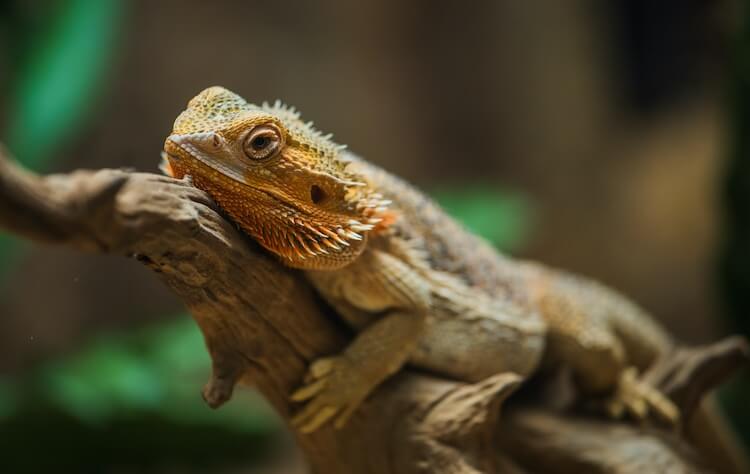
[291,309,426,432]
[295,248,431,433]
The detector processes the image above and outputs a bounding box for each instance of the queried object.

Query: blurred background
[0,0,748,472]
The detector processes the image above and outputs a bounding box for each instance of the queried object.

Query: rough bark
[0,145,747,474]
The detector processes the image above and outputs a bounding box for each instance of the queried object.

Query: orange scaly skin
[163,87,678,433]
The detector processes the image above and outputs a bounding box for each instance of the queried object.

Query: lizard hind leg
[538,284,679,425]
[605,366,680,424]
[556,331,679,425]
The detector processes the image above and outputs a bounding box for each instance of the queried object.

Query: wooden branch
[0,144,746,473]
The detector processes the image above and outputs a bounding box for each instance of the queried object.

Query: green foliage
[432,185,532,251]
[0,0,123,280]
[719,1,750,449]
[0,316,281,472]
[4,316,277,431]
[718,373,750,450]
[0,378,17,420]
[4,0,123,169]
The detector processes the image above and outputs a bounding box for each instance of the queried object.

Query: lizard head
[163,86,390,270]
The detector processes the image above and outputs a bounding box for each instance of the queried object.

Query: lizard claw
[605,367,680,425]
[290,355,370,433]
[304,357,335,383]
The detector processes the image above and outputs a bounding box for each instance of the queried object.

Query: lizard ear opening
[310,184,328,205]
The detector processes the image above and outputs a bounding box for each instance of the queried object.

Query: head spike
[294,234,317,256]
[322,239,341,251]
[321,227,340,240]
[349,223,374,232]
[304,223,327,238]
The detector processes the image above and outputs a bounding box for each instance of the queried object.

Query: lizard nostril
[310,184,327,204]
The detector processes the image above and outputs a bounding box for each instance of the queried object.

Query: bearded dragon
[161,86,679,433]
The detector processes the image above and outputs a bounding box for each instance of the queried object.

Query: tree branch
[0,145,746,473]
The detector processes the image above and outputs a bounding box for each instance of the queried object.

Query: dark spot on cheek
[310,184,327,204]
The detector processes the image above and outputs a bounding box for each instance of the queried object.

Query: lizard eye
[244,125,283,160]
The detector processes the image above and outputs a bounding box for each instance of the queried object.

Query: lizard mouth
[166,140,307,208]
[166,148,269,197]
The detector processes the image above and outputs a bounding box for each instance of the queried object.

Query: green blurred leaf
[718,373,750,447]
[0,377,19,419]
[5,0,123,169]
[24,315,277,431]
[41,341,165,423]
[432,185,532,251]
[0,0,124,281]
[1,316,280,471]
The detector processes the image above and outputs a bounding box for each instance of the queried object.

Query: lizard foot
[290,355,371,433]
[605,367,680,425]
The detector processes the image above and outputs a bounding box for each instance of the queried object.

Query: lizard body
[163,87,678,432]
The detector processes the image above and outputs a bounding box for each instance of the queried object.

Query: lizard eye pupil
[243,124,283,160]
[252,136,269,150]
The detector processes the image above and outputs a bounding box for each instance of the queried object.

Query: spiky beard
[227,190,392,270]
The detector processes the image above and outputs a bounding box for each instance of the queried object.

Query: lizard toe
[607,366,680,426]
[291,355,370,433]
[290,378,327,402]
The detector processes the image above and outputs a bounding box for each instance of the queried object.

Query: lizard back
[343,152,525,298]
